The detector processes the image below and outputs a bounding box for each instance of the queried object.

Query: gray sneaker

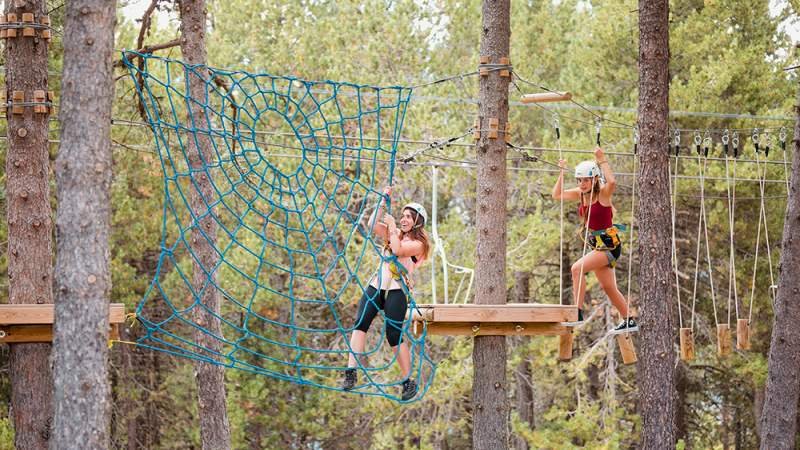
[401,379,418,401]
[342,369,357,391]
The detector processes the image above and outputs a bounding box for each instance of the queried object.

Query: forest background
[2,0,800,448]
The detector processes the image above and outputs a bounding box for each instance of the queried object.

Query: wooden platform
[0,303,126,343]
[410,303,578,337]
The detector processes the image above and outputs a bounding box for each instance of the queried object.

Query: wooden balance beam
[0,303,126,343]
[410,303,637,364]
[410,303,576,337]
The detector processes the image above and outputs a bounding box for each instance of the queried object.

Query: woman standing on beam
[552,148,638,332]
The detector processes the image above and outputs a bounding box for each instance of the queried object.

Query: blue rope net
[123,52,435,402]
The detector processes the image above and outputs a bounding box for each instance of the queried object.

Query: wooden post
[717,323,732,356]
[472,1,511,448]
[5,1,53,448]
[636,0,676,446]
[736,319,751,350]
[679,328,695,361]
[558,332,574,361]
[178,1,232,448]
[616,333,638,365]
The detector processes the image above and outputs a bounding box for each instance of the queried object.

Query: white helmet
[575,160,600,178]
[403,202,428,228]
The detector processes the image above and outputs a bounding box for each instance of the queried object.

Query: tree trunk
[637,0,677,447]
[512,271,533,450]
[759,61,800,450]
[51,1,116,448]
[4,1,53,448]
[675,363,689,445]
[472,1,510,448]
[178,1,232,449]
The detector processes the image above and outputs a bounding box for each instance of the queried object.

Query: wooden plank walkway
[0,303,126,343]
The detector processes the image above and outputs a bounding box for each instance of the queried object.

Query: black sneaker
[578,309,584,322]
[401,379,418,401]
[342,368,357,391]
[613,318,638,332]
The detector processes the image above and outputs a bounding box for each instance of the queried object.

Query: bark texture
[51,0,116,448]
[636,0,677,447]
[472,1,511,448]
[4,1,53,448]
[178,0,232,448]
[758,69,800,450]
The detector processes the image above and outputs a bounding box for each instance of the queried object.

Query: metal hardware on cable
[703,132,712,157]
[752,128,760,154]
[694,131,702,156]
[780,127,788,152]
[722,129,730,156]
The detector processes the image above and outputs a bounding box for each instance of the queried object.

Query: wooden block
[488,118,499,139]
[479,55,489,76]
[0,16,7,39]
[504,122,511,144]
[6,14,16,38]
[473,117,480,140]
[0,303,126,325]
[413,303,577,323]
[40,15,50,40]
[737,319,751,350]
[521,92,573,104]
[558,332,574,361]
[616,333,637,364]
[499,57,510,77]
[0,89,6,115]
[717,323,732,357]
[679,327,695,361]
[21,13,34,37]
[423,321,568,337]
[110,324,120,342]
[33,90,46,113]
[11,90,24,115]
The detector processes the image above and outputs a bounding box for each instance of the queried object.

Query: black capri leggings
[353,285,408,347]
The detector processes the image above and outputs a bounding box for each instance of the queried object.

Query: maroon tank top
[578,201,613,230]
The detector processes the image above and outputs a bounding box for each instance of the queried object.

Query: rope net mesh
[123,52,434,401]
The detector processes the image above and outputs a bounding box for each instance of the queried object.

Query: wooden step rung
[616,333,637,364]
[717,323,732,357]
[679,327,695,361]
[736,319,751,350]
